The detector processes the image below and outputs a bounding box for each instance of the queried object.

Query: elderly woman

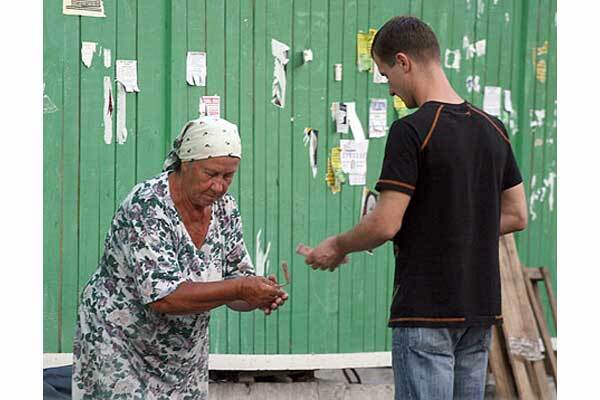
[72,117,288,399]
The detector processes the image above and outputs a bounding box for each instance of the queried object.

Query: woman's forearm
[149,279,241,315]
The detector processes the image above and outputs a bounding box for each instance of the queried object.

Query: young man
[304,16,527,399]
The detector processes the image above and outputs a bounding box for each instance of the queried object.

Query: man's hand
[303,236,349,272]
[261,275,289,316]
[238,276,286,311]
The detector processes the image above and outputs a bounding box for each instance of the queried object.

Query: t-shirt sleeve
[375,120,421,196]
[221,195,255,279]
[502,144,523,190]
[125,199,185,305]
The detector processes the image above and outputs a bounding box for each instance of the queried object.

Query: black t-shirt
[375,100,522,328]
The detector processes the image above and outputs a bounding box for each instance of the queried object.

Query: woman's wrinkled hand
[238,275,287,313]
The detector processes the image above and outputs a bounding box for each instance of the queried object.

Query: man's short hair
[371,16,440,66]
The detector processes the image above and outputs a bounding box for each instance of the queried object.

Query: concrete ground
[208,367,501,399]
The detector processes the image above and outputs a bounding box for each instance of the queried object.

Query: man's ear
[395,52,411,72]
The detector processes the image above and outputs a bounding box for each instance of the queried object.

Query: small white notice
[271,39,290,108]
[63,0,105,17]
[340,139,369,175]
[334,63,343,81]
[483,86,502,116]
[346,102,366,141]
[504,90,513,113]
[116,60,140,93]
[186,51,206,86]
[103,77,113,144]
[199,95,221,118]
[372,63,388,83]
[116,83,128,144]
[369,98,387,138]
[81,42,97,68]
[335,102,349,134]
[103,48,111,68]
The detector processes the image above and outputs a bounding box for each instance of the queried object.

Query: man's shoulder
[392,105,442,139]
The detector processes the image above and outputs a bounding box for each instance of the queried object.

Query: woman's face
[180,156,240,207]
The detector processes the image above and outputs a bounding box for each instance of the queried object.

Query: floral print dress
[72,171,254,400]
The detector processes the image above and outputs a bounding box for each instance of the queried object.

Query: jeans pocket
[407,328,452,354]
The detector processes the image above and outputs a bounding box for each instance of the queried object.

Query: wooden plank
[274,0,293,356]
[224,0,242,355]
[187,0,207,119]
[306,0,342,355]
[290,0,311,355]
[340,0,363,353]
[356,0,373,353]
[168,1,188,144]
[499,234,549,399]
[541,268,557,330]
[43,0,67,352]
[524,272,557,384]
[114,0,138,207]
[489,325,518,399]
[205,0,227,354]
[136,0,169,182]
[369,0,398,353]
[251,0,268,354]
[238,0,255,355]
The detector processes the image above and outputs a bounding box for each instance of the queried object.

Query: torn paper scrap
[372,62,388,83]
[255,229,271,277]
[349,173,366,186]
[360,188,378,254]
[103,48,111,68]
[466,75,481,93]
[444,49,461,71]
[463,36,486,59]
[43,84,58,114]
[116,83,128,144]
[303,128,319,178]
[103,76,113,144]
[504,90,513,113]
[393,96,409,118]
[116,60,140,93]
[271,39,290,108]
[483,86,502,116]
[303,49,313,63]
[199,95,220,118]
[346,102,366,141]
[81,42,97,68]
[336,102,349,134]
[340,139,369,175]
[508,336,544,361]
[326,147,345,193]
[369,98,387,138]
[361,188,378,219]
[475,39,486,57]
[186,51,207,86]
[334,63,343,81]
[63,0,105,17]
[357,29,377,72]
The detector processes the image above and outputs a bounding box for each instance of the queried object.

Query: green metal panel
[43,0,558,353]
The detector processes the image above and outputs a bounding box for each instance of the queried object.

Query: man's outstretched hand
[297,237,349,272]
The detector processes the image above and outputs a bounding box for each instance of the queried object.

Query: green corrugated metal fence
[43,0,557,354]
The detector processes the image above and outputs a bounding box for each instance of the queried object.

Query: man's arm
[500,183,528,235]
[337,190,411,253]
[305,190,411,269]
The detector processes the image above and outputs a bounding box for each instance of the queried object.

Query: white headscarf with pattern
[163,116,242,172]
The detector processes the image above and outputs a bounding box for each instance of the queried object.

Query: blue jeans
[392,326,492,400]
